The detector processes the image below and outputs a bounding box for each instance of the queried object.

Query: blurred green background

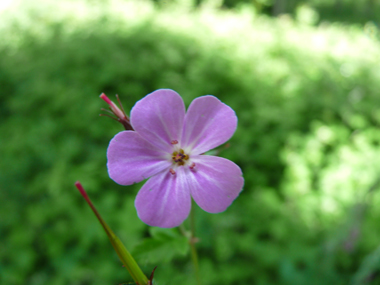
[1,0,380,284]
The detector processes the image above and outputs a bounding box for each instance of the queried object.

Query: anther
[170,168,176,175]
[173,152,185,162]
[171,140,178,145]
[172,149,189,166]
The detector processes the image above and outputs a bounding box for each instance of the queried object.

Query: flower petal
[107,131,171,185]
[131,89,185,153]
[187,155,244,213]
[182,96,237,155]
[135,168,191,228]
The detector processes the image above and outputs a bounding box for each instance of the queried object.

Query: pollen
[172,149,189,166]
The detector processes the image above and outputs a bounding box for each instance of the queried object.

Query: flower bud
[100,93,134,131]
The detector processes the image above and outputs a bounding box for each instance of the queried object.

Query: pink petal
[131,89,185,153]
[107,131,171,185]
[135,168,191,228]
[187,155,244,213]
[182,96,237,155]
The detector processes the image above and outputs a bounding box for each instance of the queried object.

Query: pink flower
[107,89,244,228]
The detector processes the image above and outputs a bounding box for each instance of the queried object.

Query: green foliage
[167,0,380,25]
[352,246,380,285]
[1,0,380,284]
[133,228,189,265]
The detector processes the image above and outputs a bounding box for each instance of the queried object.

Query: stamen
[170,168,176,175]
[171,149,190,166]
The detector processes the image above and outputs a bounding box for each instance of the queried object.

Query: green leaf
[351,245,380,285]
[133,228,190,264]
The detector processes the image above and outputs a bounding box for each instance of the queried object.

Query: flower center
[172,149,189,166]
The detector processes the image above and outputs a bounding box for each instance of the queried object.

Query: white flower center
[168,144,196,175]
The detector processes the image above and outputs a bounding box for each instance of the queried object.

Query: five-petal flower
[107,89,244,228]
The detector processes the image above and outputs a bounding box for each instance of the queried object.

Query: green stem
[75,182,149,285]
[189,201,201,285]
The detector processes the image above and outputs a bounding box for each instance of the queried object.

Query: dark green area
[154,0,380,25]
[1,1,380,285]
